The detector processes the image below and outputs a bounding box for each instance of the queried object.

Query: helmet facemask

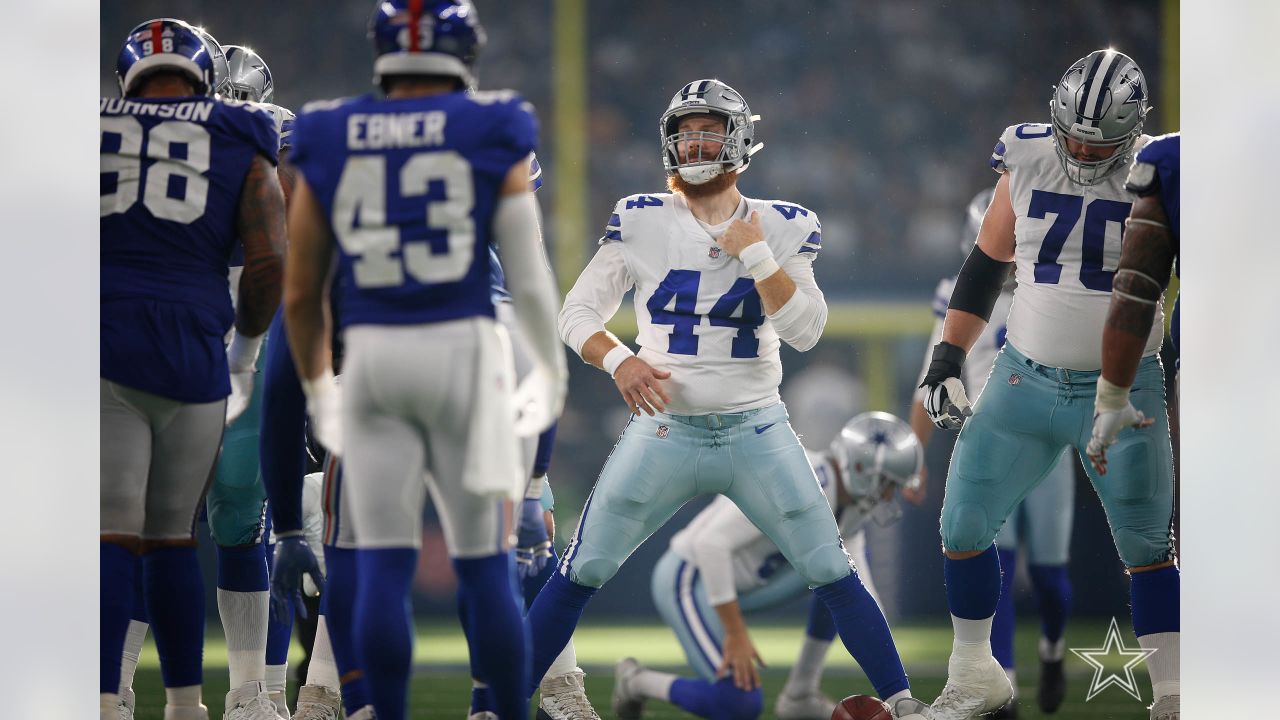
[829,412,923,527]
[659,79,762,185]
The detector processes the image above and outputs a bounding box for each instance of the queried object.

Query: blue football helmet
[224,45,274,103]
[368,0,486,89]
[116,18,216,97]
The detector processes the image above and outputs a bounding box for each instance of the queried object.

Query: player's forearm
[940,308,988,353]
[754,264,796,314]
[494,192,566,378]
[283,178,335,381]
[235,154,287,337]
[260,313,307,533]
[713,599,751,640]
[579,331,625,369]
[1101,199,1176,387]
[763,255,827,351]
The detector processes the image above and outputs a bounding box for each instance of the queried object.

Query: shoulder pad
[756,199,821,258]
[1124,157,1159,196]
[992,123,1053,173]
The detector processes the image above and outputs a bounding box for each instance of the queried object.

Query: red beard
[666,169,738,198]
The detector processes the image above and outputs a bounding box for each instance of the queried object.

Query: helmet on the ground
[1049,49,1149,185]
[659,79,762,184]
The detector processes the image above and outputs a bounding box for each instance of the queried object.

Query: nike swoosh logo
[755,423,775,434]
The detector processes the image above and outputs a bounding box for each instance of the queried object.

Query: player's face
[676,115,727,164]
[1064,137,1118,163]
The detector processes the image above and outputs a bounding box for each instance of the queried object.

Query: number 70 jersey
[289,90,537,328]
[992,122,1162,370]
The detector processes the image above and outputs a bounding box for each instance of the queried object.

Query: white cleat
[292,685,341,720]
[611,658,646,720]
[538,670,602,720]
[930,653,1014,720]
[268,690,290,719]
[774,689,837,720]
[1149,694,1179,720]
[223,681,282,720]
[118,688,136,720]
[164,704,210,720]
[892,697,937,720]
[347,706,377,720]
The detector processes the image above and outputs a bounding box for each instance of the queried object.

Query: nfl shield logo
[1009,373,1021,386]
[656,425,670,439]
[708,246,721,259]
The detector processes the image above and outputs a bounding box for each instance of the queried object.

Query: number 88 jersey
[289,90,537,328]
[992,122,1162,370]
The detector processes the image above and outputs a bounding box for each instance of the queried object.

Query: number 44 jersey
[288,90,537,329]
[587,192,823,415]
[992,123,1162,371]
[100,96,279,402]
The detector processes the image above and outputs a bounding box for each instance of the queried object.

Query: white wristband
[301,368,338,403]
[227,332,264,372]
[1095,376,1132,412]
[738,242,780,282]
[601,344,635,378]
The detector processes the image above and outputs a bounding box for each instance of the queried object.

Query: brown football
[831,694,893,720]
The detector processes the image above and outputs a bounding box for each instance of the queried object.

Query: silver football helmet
[962,186,995,254]
[224,45,274,103]
[659,79,762,184]
[1049,49,1149,186]
[192,26,231,96]
[829,412,923,526]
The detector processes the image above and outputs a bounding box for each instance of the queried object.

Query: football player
[283,3,566,720]
[101,17,284,720]
[616,412,922,720]
[911,188,1077,718]
[918,50,1178,720]
[532,78,930,720]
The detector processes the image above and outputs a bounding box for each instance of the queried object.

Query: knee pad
[568,557,619,589]
[942,501,996,552]
[711,679,763,720]
[1112,526,1171,568]
[795,543,855,588]
[206,481,267,547]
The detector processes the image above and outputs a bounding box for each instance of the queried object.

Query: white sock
[119,619,149,693]
[165,684,202,707]
[543,638,579,680]
[218,588,269,688]
[1139,631,1180,700]
[1039,635,1066,662]
[266,663,289,696]
[951,614,994,652]
[305,616,341,689]
[886,689,911,705]
[783,635,832,694]
[630,668,677,701]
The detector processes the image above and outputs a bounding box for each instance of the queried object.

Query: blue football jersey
[101,96,279,403]
[289,90,538,327]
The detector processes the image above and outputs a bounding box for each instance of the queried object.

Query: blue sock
[101,543,136,693]
[132,556,148,623]
[991,548,1017,668]
[813,572,909,699]
[322,545,371,715]
[456,585,495,714]
[262,540,293,666]
[526,572,597,695]
[522,544,558,610]
[217,542,269,592]
[143,545,204,689]
[1130,565,1179,637]
[945,545,1002,620]
[670,677,763,720]
[1028,563,1072,644]
[354,548,417,720]
[455,554,528,720]
[804,592,837,642]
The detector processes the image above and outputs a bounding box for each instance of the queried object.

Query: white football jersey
[600,192,822,414]
[669,448,869,605]
[917,280,1015,401]
[993,123,1163,370]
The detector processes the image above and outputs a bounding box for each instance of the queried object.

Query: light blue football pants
[206,343,267,547]
[993,448,1075,566]
[560,402,853,590]
[942,343,1175,568]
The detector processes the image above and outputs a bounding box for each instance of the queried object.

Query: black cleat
[1038,658,1066,713]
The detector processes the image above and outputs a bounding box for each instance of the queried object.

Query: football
[831,694,893,720]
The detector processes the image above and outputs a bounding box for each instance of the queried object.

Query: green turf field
[129,620,1154,718]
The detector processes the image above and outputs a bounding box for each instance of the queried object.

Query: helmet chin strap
[676,164,724,185]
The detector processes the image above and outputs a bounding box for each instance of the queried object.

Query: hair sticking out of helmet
[368,0,487,91]
[659,79,763,185]
[828,412,923,526]
[116,18,218,98]
[224,45,274,103]
[1049,48,1149,186]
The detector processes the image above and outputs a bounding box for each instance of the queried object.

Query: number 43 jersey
[595,192,822,414]
[289,90,537,328]
[992,123,1162,370]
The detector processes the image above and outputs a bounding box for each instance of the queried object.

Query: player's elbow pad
[949,245,1013,322]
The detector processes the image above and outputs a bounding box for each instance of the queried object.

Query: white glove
[924,376,973,430]
[225,332,264,426]
[512,363,567,437]
[1087,401,1152,475]
[302,370,343,457]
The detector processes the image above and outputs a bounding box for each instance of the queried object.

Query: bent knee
[713,680,763,719]
[1112,526,1173,568]
[568,557,618,589]
[795,545,854,587]
[942,501,997,552]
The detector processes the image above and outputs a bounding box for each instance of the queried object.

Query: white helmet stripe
[1079,51,1117,127]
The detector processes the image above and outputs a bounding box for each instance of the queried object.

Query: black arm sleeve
[949,245,1013,322]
